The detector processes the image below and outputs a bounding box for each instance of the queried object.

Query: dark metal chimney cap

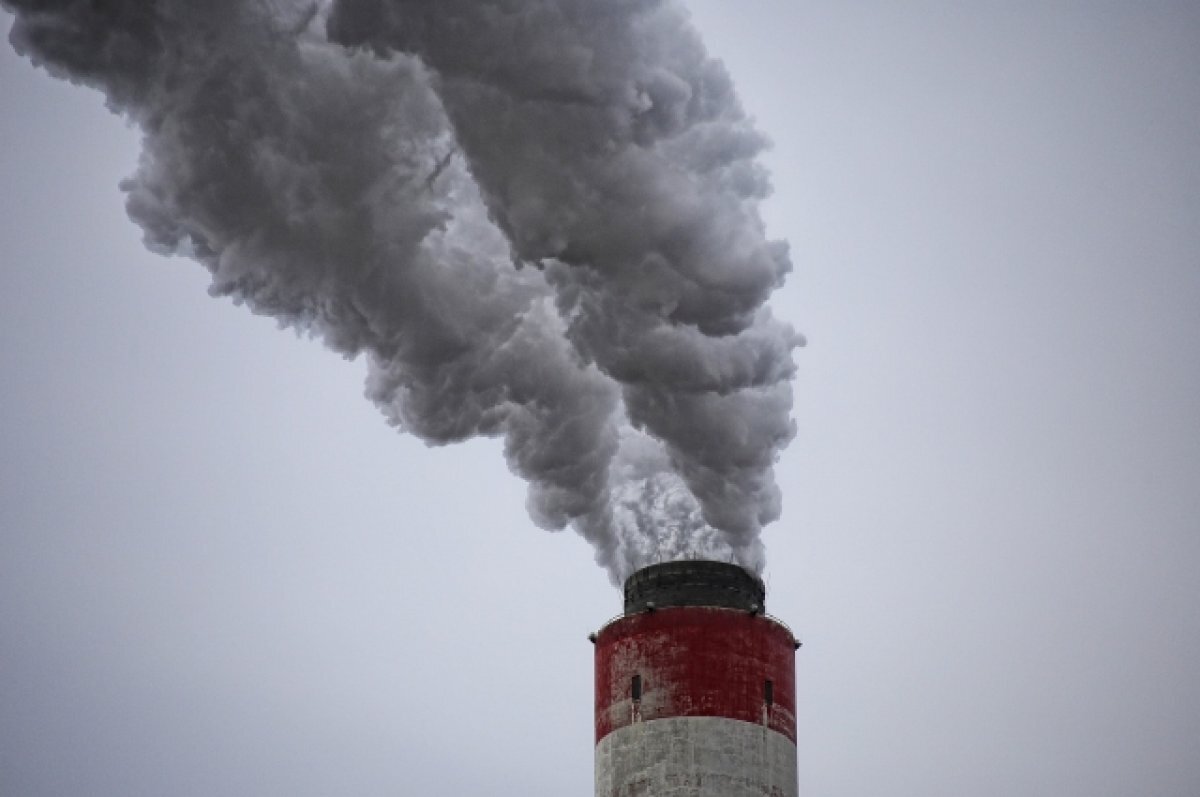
[623,560,765,614]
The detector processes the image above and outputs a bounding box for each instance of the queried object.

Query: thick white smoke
[4,0,800,582]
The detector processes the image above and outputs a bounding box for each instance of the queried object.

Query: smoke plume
[4,0,800,582]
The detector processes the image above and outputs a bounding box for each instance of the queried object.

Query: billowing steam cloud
[4,0,800,582]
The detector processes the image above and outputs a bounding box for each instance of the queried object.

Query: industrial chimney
[592,561,799,796]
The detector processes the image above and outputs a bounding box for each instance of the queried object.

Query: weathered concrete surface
[595,607,797,743]
[595,716,797,797]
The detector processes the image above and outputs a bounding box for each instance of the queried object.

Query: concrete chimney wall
[593,562,799,797]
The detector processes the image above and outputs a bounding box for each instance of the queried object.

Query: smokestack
[592,561,799,796]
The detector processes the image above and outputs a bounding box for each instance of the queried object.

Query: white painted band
[595,716,797,797]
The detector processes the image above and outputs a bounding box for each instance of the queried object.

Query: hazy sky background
[3,2,1199,796]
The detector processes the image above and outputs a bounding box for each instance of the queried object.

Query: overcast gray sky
[3,2,1199,796]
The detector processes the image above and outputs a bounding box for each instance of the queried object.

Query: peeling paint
[594,606,797,745]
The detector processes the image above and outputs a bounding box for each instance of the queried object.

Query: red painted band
[594,607,796,744]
